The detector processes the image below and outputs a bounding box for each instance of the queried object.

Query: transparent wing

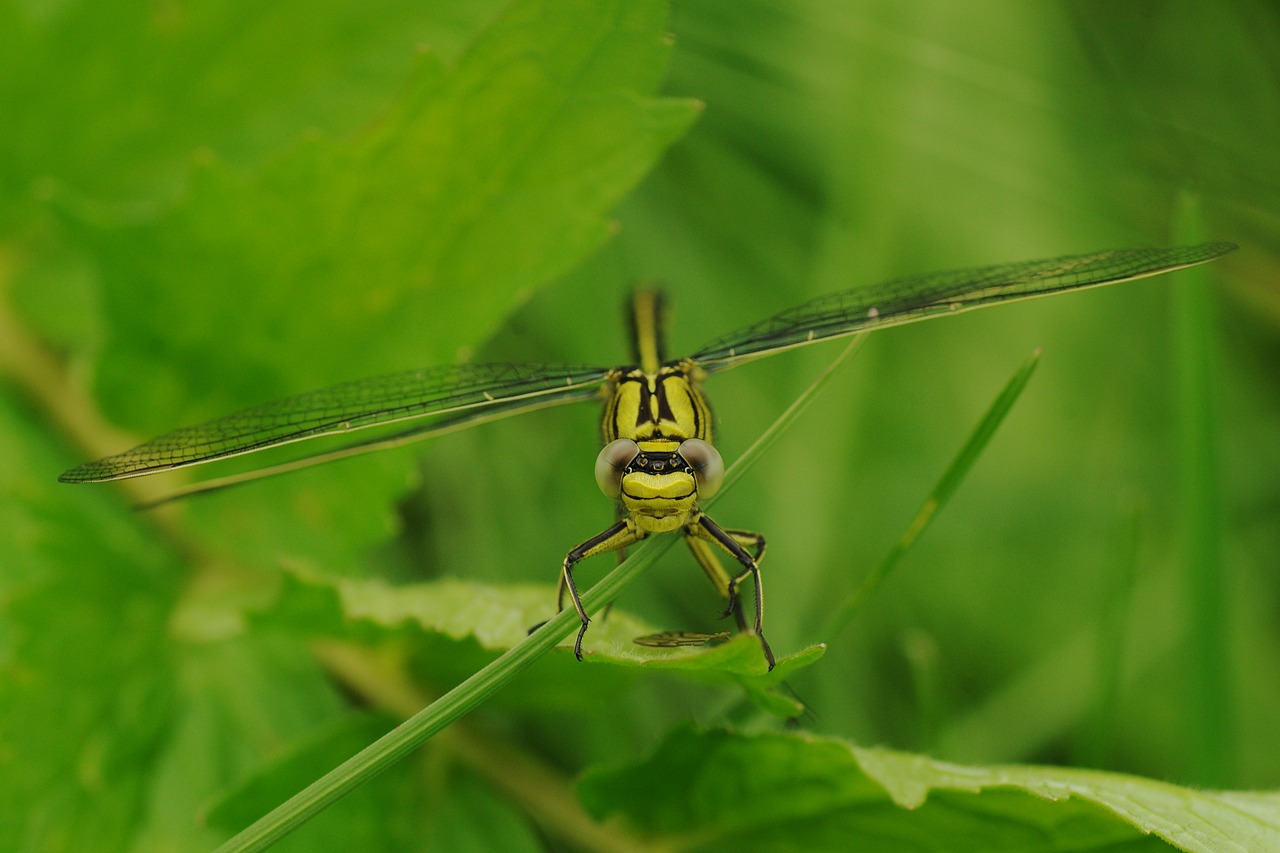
[60,363,613,482]
[692,242,1236,372]
[133,386,609,507]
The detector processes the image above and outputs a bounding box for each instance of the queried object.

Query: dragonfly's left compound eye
[595,439,640,499]
[678,438,724,499]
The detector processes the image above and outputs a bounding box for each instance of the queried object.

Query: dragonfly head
[594,437,725,530]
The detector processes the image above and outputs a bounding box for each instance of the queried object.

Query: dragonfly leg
[602,503,633,622]
[560,519,641,660]
[689,515,775,671]
[723,528,766,565]
[683,530,765,632]
[684,536,743,630]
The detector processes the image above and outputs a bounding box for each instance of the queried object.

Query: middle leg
[684,529,766,632]
[688,513,775,671]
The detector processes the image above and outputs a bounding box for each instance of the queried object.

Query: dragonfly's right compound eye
[595,439,640,499]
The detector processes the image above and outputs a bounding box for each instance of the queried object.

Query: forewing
[61,363,612,482]
[692,242,1236,372]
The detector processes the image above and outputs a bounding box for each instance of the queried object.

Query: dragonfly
[61,242,1236,670]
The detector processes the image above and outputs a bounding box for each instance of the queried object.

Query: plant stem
[823,348,1041,636]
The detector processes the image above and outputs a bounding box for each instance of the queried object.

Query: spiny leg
[559,519,641,660]
[684,531,765,632]
[724,527,766,565]
[721,528,766,625]
[601,503,633,622]
[689,514,775,671]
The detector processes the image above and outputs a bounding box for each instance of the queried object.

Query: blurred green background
[2,0,1277,848]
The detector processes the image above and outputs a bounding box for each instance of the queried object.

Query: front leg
[559,519,643,660]
[689,514,776,671]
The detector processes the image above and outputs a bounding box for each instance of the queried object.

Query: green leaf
[260,571,583,650]
[0,1,509,221]
[130,637,349,852]
[78,0,696,403]
[579,726,1280,852]
[256,568,824,715]
[0,391,180,851]
[49,0,697,569]
[414,773,547,853]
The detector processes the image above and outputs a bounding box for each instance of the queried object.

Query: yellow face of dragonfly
[594,361,726,534]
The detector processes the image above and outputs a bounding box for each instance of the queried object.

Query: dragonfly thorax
[602,360,712,445]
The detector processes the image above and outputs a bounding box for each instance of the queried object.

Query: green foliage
[258,570,822,681]
[580,726,1280,851]
[3,0,1278,851]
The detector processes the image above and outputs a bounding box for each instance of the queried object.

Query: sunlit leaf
[580,726,1280,852]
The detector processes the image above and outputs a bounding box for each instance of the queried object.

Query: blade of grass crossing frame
[824,349,1042,637]
[213,337,864,853]
[1073,502,1143,768]
[708,336,864,503]
[1171,195,1230,786]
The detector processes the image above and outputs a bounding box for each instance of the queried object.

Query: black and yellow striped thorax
[601,359,712,446]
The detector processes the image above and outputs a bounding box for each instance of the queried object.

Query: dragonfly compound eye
[677,438,724,499]
[594,439,640,499]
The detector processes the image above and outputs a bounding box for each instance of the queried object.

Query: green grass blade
[1073,503,1143,768]
[213,337,863,852]
[823,348,1042,637]
[710,336,864,501]
[1171,197,1231,786]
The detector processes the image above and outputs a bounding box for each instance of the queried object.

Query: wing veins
[60,363,611,482]
[135,383,608,506]
[693,243,1236,371]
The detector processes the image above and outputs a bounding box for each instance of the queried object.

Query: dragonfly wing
[134,385,611,507]
[692,242,1236,372]
[61,363,613,482]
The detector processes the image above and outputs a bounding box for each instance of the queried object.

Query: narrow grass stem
[823,349,1041,637]
[1171,198,1231,785]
